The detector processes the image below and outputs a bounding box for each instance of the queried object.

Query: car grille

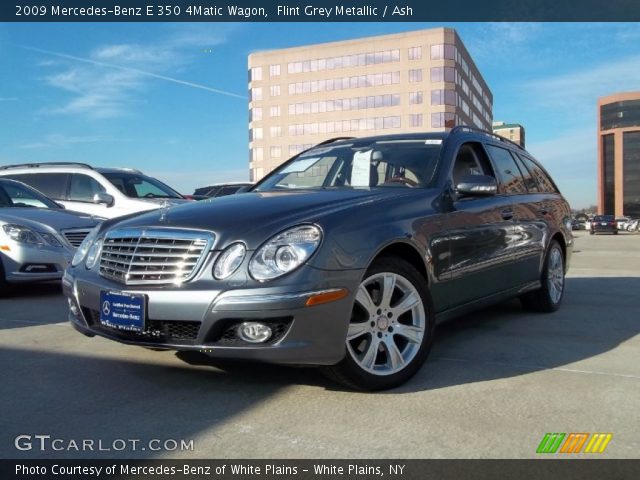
[62,228,93,248]
[99,228,214,285]
[82,308,201,342]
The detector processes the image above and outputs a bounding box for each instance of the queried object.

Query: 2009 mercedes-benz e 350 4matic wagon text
[64,128,572,390]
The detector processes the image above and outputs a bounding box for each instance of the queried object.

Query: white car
[0,162,189,219]
[0,178,101,286]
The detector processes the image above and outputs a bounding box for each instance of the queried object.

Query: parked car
[64,128,573,390]
[192,182,253,200]
[0,178,101,286]
[570,219,583,230]
[590,215,618,235]
[0,163,189,219]
[615,216,631,230]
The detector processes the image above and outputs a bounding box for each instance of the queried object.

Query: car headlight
[84,238,103,270]
[3,224,45,245]
[71,226,100,267]
[249,225,322,281]
[213,243,246,280]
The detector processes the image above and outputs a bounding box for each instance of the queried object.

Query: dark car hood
[0,207,101,230]
[110,189,428,247]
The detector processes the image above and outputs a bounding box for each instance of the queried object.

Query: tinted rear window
[484,145,527,194]
[2,173,69,200]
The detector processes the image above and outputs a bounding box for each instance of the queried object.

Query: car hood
[0,208,101,231]
[109,188,427,247]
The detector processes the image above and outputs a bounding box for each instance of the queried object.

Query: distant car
[615,216,631,230]
[192,182,253,200]
[590,215,618,235]
[570,219,583,231]
[0,162,190,219]
[0,178,101,286]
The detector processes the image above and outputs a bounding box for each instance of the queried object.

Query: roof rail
[0,162,94,171]
[449,126,525,151]
[315,136,355,146]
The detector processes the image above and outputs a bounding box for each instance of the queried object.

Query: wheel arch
[368,240,429,285]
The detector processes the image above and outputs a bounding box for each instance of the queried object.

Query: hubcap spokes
[547,248,564,304]
[347,272,426,376]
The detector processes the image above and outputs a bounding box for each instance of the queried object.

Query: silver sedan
[0,179,101,286]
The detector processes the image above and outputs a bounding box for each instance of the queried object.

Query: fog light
[67,298,80,317]
[237,322,272,343]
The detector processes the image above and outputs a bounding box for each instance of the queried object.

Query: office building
[248,27,493,181]
[598,92,640,217]
[492,121,525,147]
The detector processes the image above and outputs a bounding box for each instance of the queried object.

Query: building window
[251,147,263,162]
[409,69,423,83]
[251,107,262,121]
[431,112,456,128]
[270,146,282,158]
[250,127,263,141]
[270,105,281,117]
[251,87,263,101]
[270,126,282,137]
[269,64,280,77]
[383,116,401,129]
[623,131,640,217]
[430,44,457,61]
[270,85,281,97]
[409,114,423,127]
[408,46,422,60]
[430,66,456,83]
[431,90,456,106]
[409,91,423,105]
[250,67,262,81]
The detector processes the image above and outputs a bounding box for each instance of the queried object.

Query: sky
[1,22,639,208]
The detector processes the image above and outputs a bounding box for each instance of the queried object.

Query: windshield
[0,180,60,209]
[594,215,614,221]
[102,172,182,199]
[255,139,442,192]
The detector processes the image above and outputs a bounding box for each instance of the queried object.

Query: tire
[520,240,565,313]
[614,231,618,235]
[323,257,435,391]
[0,255,8,297]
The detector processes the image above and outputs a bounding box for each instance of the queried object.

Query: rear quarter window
[517,154,558,193]
[2,173,70,200]
[484,144,527,194]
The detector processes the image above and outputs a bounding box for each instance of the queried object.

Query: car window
[256,139,442,191]
[451,142,492,186]
[0,181,59,208]
[219,186,242,196]
[485,145,528,194]
[102,172,182,199]
[511,154,539,193]
[517,154,558,193]
[69,174,106,202]
[3,173,70,200]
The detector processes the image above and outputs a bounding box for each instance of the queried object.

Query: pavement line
[436,356,640,380]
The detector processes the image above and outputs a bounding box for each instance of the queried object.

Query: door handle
[501,208,514,220]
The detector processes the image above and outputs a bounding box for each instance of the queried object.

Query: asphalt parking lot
[1,231,638,459]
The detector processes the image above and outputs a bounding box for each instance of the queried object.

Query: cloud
[19,133,108,149]
[527,128,597,208]
[23,25,245,119]
[525,54,640,115]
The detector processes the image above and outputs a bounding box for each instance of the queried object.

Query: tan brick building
[598,92,640,217]
[247,27,493,181]
[492,121,525,147]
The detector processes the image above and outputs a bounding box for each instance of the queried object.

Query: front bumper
[63,266,363,366]
[1,243,72,282]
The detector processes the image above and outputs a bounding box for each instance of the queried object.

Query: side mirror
[456,174,497,197]
[93,192,115,207]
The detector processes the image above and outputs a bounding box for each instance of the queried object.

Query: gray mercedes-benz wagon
[64,127,572,390]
